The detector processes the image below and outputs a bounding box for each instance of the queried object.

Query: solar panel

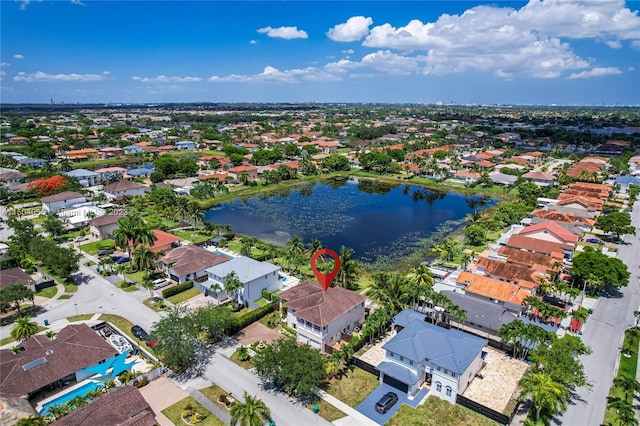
[22,357,47,371]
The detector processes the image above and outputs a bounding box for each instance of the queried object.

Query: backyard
[388,396,499,426]
[323,367,380,408]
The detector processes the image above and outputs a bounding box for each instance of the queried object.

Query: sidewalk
[313,387,378,426]
[186,386,232,424]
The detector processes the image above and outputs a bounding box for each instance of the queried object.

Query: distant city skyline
[1,1,639,106]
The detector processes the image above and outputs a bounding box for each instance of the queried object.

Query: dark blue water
[204,178,496,267]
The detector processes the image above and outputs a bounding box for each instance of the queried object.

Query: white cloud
[249,40,257,45]
[20,0,81,9]
[132,75,202,83]
[361,50,421,75]
[0,63,9,81]
[358,0,640,79]
[13,54,24,59]
[327,16,373,42]
[209,65,340,83]
[14,71,109,82]
[70,0,85,5]
[257,26,308,40]
[567,67,623,79]
[342,49,355,54]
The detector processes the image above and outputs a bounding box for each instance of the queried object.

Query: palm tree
[286,236,304,254]
[613,376,640,402]
[113,214,139,259]
[230,391,272,426]
[11,316,39,341]
[187,199,204,226]
[406,263,434,287]
[368,273,410,315]
[306,238,323,256]
[132,246,156,273]
[336,246,360,290]
[519,372,569,422]
[224,271,244,306]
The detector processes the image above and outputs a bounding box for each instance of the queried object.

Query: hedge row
[228,302,276,335]
[162,281,193,298]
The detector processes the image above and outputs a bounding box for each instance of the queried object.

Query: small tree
[230,391,272,426]
[11,316,39,341]
[224,271,244,306]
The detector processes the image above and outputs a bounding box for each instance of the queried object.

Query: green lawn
[170,230,210,244]
[125,270,146,284]
[388,396,498,426]
[0,335,16,346]
[199,385,233,411]
[80,239,115,255]
[167,287,202,304]
[307,397,347,422]
[161,396,226,426]
[116,281,139,292]
[36,286,58,298]
[230,349,254,369]
[63,282,78,293]
[67,314,94,322]
[324,367,380,408]
[604,328,639,426]
[143,297,168,312]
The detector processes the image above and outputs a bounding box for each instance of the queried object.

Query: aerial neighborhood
[0,104,639,426]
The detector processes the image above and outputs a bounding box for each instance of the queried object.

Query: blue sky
[1,0,639,105]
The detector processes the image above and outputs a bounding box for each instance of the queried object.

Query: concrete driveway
[235,321,282,346]
[138,377,189,426]
[356,383,428,425]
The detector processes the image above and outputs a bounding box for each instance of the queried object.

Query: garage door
[382,374,409,393]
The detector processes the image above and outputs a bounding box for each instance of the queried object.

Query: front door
[424,372,432,386]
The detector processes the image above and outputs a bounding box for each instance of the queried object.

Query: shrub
[162,281,193,298]
[228,303,276,335]
[262,289,272,301]
[134,376,149,388]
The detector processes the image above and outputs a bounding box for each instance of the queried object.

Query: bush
[119,280,133,288]
[228,303,276,335]
[134,376,149,388]
[162,281,193,298]
[262,289,272,301]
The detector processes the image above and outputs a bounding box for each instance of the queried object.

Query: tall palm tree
[11,316,39,341]
[230,391,272,426]
[187,199,204,226]
[224,271,244,306]
[406,263,434,287]
[286,236,304,254]
[113,214,140,259]
[336,246,360,290]
[132,246,156,273]
[519,372,569,422]
[306,238,323,256]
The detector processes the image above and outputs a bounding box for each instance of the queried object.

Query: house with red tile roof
[504,234,574,259]
[48,386,156,426]
[519,221,580,245]
[228,165,258,181]
[556,195,604,211]
[457,272,532,306]
[521,171,556,186]
[279,281,366,353]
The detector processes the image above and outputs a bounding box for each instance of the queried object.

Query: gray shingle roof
[378,361,419,385]
[205,256,280,283]
[384,311,487,374]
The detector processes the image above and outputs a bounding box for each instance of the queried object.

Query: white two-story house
[103,181,150,200]
[200,256,281,308]
[41,191,87,214]
[379,310,487,403]
[279,281,366,353]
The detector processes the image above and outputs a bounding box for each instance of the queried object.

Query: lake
[203,177,497,269]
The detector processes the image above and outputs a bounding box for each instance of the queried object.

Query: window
[409,360,414,366]
[446,387,452,397]
[400,356,404,362]
[436,382,442,392]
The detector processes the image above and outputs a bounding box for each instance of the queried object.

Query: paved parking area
[356,383,428,425]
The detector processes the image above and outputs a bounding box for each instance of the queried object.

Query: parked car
[375,392,399,414]
[74,236,89,243]
[586,237,601,244]
[97,248,114,257]
[131,325,147,340]
[145,335,160,347]
[152,278,170,289]
[115,256,131,264]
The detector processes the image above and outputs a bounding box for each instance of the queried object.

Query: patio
[461,346,528,414]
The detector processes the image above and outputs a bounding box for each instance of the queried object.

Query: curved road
[556,199,640,426]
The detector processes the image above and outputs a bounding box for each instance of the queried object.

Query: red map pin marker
[310,248,341,291]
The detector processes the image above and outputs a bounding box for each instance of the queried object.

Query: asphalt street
[557,199,640,426]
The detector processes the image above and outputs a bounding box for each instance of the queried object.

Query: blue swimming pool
[39,381,103,414]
